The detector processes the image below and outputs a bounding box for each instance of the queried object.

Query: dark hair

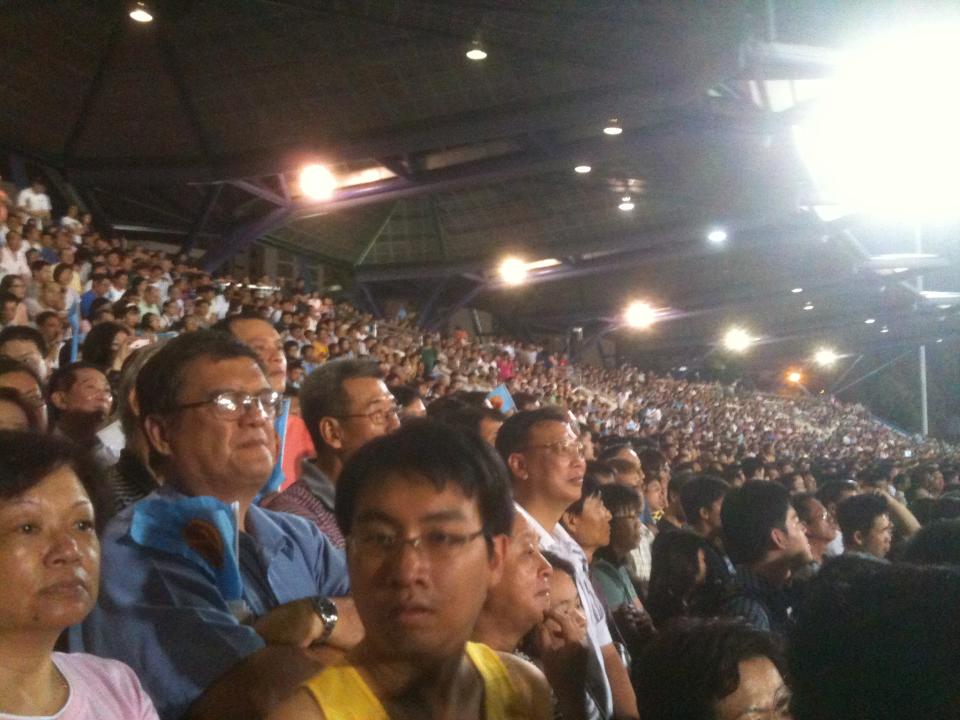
[902,519,960,565]
[789,562,960,720]
[117,343,166,439]
[0,356,42,389]
[740,456,764,479]
[0,325,47,357]
[835,494,888,546]
[816,479,859,510]
[791,492,821,525]
[606,457,641,479]
[444,405,506,440]
[540,549,576,579]
[0,386,38,430]
[597,482,642,517]
[646,530,718,629]
[585,459,615,485]
[495,406,570,463]
[136,330,261,421]
[35,310,60,327]
[52,263,73,283]
[335,420,513,545]
[390,384,422,408]
[639,448,667,475]
[635,618,787,720]
[597,442,632,463]
[80,321,129,370]
[0,430,105,530]
[721,480,791,565]
[299,358,382,450]
[680,475,729,527]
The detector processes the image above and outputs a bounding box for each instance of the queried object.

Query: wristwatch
[310,596,339,645]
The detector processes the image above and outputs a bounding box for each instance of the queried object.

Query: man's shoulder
[495,651,551,720]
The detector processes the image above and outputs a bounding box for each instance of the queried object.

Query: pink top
[0,653,158,720]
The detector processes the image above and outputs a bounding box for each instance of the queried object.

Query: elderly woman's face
[0,465,100,634]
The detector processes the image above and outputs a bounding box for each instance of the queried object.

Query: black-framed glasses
[524,438,585,458]
[349,528,485,562]
[335,404,400,427]
[175,390,281,419]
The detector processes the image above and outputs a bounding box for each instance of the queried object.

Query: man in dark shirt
[721,480,812,635]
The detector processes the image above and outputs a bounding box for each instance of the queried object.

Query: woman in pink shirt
[0,431,158,719]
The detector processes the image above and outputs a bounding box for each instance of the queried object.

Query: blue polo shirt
[68,486,349,720]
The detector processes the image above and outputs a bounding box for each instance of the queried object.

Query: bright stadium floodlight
[466,41,487,61]
[787,370,803,384]
[499,256,528,286]
[624,300,657,329]
[299,163,337,201]
[794,21,960,220]
[603,118,623,136]
[129,1,153,22]
[723,327,753,353]
[707,228,728,243]
[574,164,592,174]
[814,347,839,367]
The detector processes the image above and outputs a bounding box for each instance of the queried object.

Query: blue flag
[486,384,516,414]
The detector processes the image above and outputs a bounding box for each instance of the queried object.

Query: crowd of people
[1,178,960,719]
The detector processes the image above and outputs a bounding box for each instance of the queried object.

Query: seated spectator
[836,493,896,560]
[721,481,813,635]
[264,358,399,548]
[591,484,645,611]
[658,471,690,532]
[0,430,159,718]
[497,407,639,719]
[80,321,132,384]
[35,310,65,370]
[0,385,34,430]
[790,561,960,720]
[585,459,616,486]
[447,404,507,447]
[607,457,643,489]
[680,474,733,578]
[390,383,427,422]
[0,356,48,432]
[791,492,838,570]
[47,362,114,461]
[269,420,551,719]
[635,618,789,720]
[0,273,29,326]
[902,518,960,565]
[646,529,727,629]
[815,479,858,557]
[0,324,49,381]
[69,331,358,720]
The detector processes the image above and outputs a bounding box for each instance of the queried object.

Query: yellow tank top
[302,641,527,720]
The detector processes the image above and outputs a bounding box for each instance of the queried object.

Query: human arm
[252,596,363,651]
[874,490,921,538]
[266,687,327,720]
[536,608,590,720]
[602,642,640,720]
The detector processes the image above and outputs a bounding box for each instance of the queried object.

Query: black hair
[639,448,668,475]
[0,325,47,357]
[646,530,720,629]
[0,356,43,389]
[0,430,106,531]
[815,479,859,510]
[80,321,130,371]
[136,330,261,422]
[835,494,888,546]
[791,492,821,525]
[335,419,513,545]
[299,358,383,451]
[597,482,642,517]
[390,384,422,408]
[635,618,787,720]
[740,456,764,479]
[585,459,615,485]
[540,549,576,579]
[721,480,792,565]
[789,561,960,720]
[0,386,38,430]
[597,442,632,463]
[680,475,730,527]
[495,406,571,463]
[902,519,960,565]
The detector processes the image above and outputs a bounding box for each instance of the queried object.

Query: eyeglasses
[524,438,585,458]
[349,528,485,562]
[175,390,281,419]
[335,404,400,426]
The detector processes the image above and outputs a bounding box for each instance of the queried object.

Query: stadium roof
[2,0,958,363]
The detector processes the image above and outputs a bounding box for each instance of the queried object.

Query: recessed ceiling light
[466,41,487,61]
[803,302,814,311]
[864,318,876,324]
[792,287,803,294]
[129,1,153,22]
[880,325,889,333]
[707,228,728,243]
[574,165,592,174]
[603,118,623,136]
[618,196,634,211]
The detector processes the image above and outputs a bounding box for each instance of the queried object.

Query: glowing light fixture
[792,287,804,294]
[803,302,814,311]
[707,228,728,243]
[794,22,960,220]
[786,371,803,384]
[603,118,623,136]
[814,348,839,367]
[624,300,657,329]
[499,257,528,286]
[618,196,635,212]
[723,327,753,353]
[129,1,153,22]
[880,325,889,333]
[299,163,337,201]
[574,165,592,174]
[864,318,876,324]
[466,42,487,61]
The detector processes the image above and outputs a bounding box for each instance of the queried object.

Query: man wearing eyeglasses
[264,358,400,549]
[497,407,641,720]
[70,332,360,720]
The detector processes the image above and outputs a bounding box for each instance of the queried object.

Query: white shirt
[514,503,614,717]
[17,187,52,227]
[0,245,30,278]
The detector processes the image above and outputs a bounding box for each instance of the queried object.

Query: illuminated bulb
[499,257,528,286]
[880,325,889,333]
[814,348,838,367]
[618,196,635,211]
[603,118,623,136]
[707,228,728,243]
[574,165,592,174]
[787,371,803,384]
[723,327,753,353]
[299,163,337,201]
[792,287,803,294]
[803,302,814,311]
[129,1,153,21]
[624,301,657,329]
[864,318,876,324]
[466,42,487,61]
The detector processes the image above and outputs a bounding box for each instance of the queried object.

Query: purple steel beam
[228,179,287,207]
[181,183,224,255]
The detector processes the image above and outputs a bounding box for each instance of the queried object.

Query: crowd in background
[2,177,960,719]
